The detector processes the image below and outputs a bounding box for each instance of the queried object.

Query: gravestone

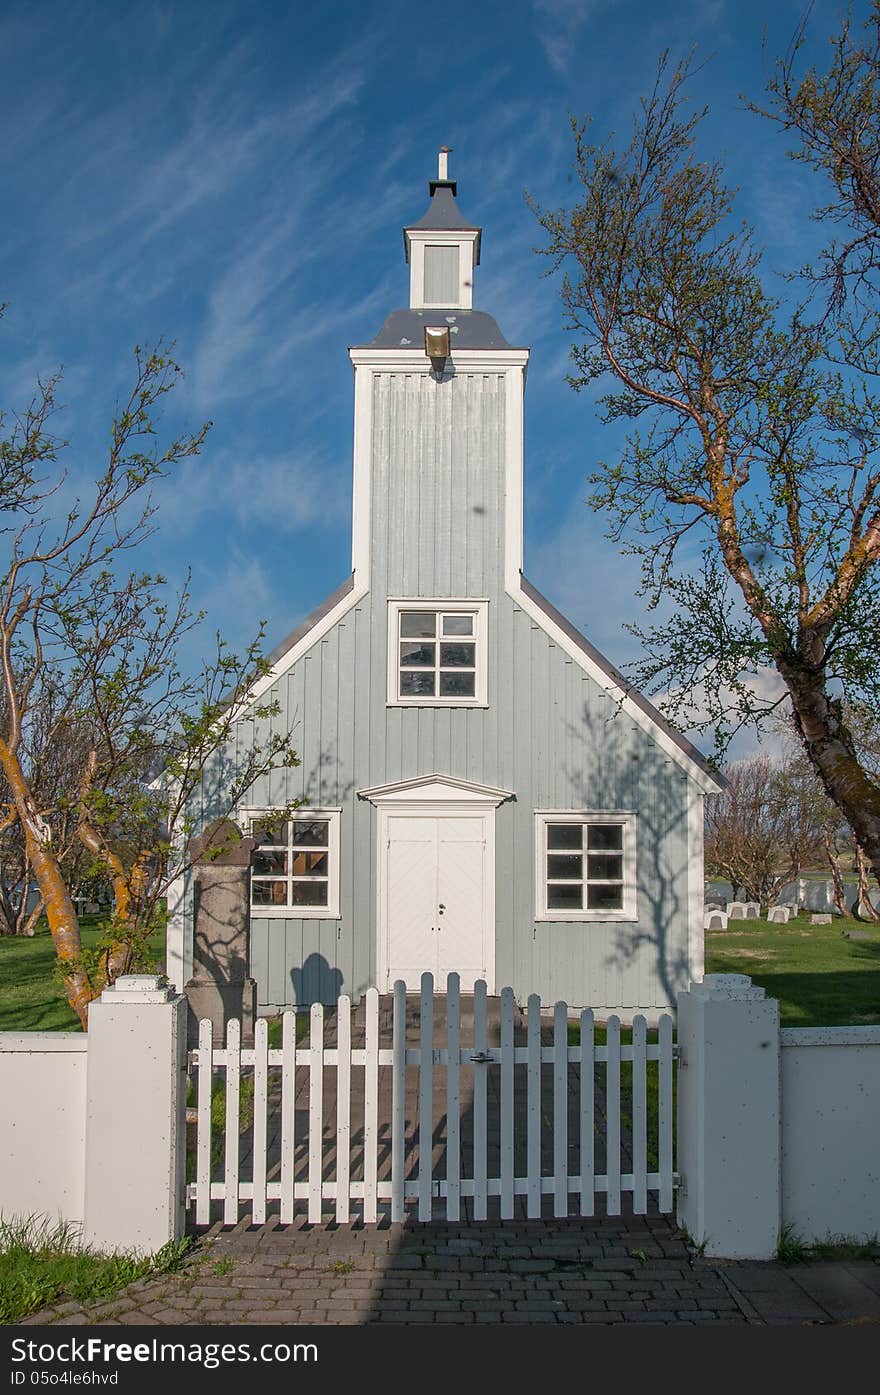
[704,910,729,931]
[844,929,872,941]
[811,913,832,925]
[184,818,257,1047]
[744,902,761,919]
[767,906,790,924]
[728,902,748,920]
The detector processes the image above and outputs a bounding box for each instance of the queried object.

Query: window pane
[547,823,583,850]
[424,244,459,303]
[252,880,288,907]
[439,670,476,697]
[439,642,475,667]
[588,824,623,851]
[442,614,473,636]
[547,853,583,880]
[290,881,329,907]
[400,641,436,666]
[400,611,436,638]
[587,854,623,881]
[400,670,436,696]
[251,819,288,845]
[292,850,328,878]
[291,820,329,846]
[547,882,584,911]
[252,849,287,876]
[587,883,624,911]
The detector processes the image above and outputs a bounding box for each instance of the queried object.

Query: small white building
[168,154,722,1018]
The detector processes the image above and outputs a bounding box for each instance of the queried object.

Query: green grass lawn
[705,911,880,1027]
[0,917,167,1033]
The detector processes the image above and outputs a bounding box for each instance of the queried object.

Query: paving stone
[788,1264,880,1318]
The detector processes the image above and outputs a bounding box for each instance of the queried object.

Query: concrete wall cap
[688,973,767,1002]
[99,975,178,1004]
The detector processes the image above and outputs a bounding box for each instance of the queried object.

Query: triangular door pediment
[357,774,514,806]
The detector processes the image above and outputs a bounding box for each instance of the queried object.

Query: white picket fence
[186,973,677,1225]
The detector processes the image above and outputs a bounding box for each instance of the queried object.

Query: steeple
[403,149,482,311]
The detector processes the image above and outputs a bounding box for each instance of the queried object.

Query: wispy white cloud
[532,0,615,76]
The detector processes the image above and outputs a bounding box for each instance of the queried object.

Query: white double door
[383,812,491,992]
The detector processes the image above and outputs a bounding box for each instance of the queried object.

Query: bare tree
[705,754,826,905]
[531,18,880,889]
[0,333,297,1025]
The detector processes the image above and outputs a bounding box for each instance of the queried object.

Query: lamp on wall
[424,325,451,373]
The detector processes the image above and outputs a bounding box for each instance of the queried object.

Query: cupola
[403,149,482,311]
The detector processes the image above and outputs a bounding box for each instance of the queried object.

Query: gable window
[244,808,341,918]
[535,812,637,921]
[387,600,488,706]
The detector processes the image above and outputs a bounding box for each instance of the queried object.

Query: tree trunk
[853,844,880,923]
[823,824,849,916]
[783,665,880,893]
[0,739,92,1028]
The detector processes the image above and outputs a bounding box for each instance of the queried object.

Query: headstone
[767,906,790,924]
[728,902,748,920]
[811,913,832,925]
[744,902,761,919]
[705,902,722,912]
[704,911,729,931]
[844,929,872,941]
[184,818,257,1046]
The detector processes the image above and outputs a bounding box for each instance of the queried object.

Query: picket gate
[186,973,677,1225]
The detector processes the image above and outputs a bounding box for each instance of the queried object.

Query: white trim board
[359,774,514,806]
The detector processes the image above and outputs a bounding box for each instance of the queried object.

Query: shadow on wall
[562,697,689,1012]
[291,954,344,1010]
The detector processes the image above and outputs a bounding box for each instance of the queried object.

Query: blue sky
[0,0,840,749]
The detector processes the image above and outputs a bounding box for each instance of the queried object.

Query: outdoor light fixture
[424,325,451,372]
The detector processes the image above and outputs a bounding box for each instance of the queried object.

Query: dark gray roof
[405,184,480,234]
[358,308,514,350]
[267,574,355,665]
[519,575,725,786]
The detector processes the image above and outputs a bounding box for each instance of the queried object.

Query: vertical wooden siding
[194,371,691,1010]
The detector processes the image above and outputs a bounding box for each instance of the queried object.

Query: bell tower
[403,149,482,311]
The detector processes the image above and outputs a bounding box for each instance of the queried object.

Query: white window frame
[241,807,341,919]
[534,811,638,922]
[387,599,489,707]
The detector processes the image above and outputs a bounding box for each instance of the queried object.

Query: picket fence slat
[307,1004,323,1224]
[195,1018,213,1226]
[473,979,488,1221]
[446,973,461,1222]
[526,993,541,1219]
[252,1017,269,1225]
[605,1015,621,1217]
[364,988,380,1225]
[390,981,405,1223]
[336,995,351,1224]
[553,1001,568,1218]
[579,1009,594,1217]
[499,987,514,1220]
[279,1010,296,1224]
[418,973,434,1222]
[187,989,678,1227]
[223,1018,241,1226]
[659,1013,674,1213]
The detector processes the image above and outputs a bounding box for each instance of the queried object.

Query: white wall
[781,1026,880,1242]
[0,1033,88,1227]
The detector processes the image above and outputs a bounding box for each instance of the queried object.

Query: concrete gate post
[676,973,781,1259]
[82,975,187,1253]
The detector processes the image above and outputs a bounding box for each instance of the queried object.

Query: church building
[167,153,722,1020]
